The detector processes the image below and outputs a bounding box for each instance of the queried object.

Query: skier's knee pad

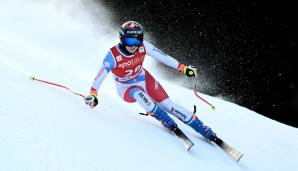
[129,87,142,98]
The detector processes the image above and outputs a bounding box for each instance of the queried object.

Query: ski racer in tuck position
[85,21,218,142]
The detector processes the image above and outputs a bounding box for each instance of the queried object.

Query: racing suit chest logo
[117,55,145,69]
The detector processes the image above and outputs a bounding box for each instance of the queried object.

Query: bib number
[124,65,142,77]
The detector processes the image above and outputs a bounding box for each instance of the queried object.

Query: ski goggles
[123,37,143,47]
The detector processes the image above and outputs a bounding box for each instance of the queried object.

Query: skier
[85,21,218,142]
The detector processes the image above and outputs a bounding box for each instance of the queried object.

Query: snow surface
[1,1,298,171]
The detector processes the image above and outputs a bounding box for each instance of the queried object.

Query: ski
[212,136,243,162]
[172,126,194,151]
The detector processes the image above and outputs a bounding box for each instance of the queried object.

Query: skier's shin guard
[187,115,215,140]
[150,105,176,129]
[130,88,176,130]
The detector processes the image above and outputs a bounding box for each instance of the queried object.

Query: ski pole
[29,76,86,99]
[193,78,216,110]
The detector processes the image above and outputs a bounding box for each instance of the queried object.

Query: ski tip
[186,142,194,151]
[236,154,244,162]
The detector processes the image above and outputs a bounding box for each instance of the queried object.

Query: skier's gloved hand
[85,95,98,109]
[178,64,198,78]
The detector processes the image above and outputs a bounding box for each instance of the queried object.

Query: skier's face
[125,46,138,54]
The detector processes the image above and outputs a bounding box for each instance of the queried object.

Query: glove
[85,95,98,108]
[178,64,198,78]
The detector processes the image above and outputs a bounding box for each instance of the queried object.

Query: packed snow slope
[0,1,298,171]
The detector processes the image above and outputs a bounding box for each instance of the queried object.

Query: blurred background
[99,0,298,127]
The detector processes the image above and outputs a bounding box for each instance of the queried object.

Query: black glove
[85,95,98,108]
[185,65,197,77]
